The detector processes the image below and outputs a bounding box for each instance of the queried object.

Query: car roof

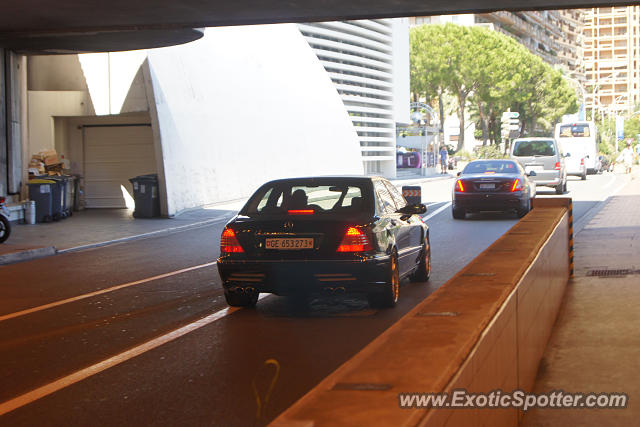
[513,137,556,141]
[260,176,377,186]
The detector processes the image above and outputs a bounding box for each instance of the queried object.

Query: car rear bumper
[217,255,391,295]
[453,192,528,212]
[530,176,562,187]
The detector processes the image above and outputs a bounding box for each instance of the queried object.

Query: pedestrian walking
[616,141,634,174]
[440,146,448,174]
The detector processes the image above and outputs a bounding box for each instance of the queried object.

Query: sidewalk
[0,173,454,266]
[522,168,640,426]
[0,200,243,265]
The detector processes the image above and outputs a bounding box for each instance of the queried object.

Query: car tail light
[0,197,5,204]
[555,162,561,170]
[511,178,523,192]
[220,228,244,253]
[455,180,465,192]
[580,158,585,166]
[288,209,314,215]
[337,226,373,252]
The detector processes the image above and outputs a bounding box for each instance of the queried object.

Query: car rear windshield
[513,140,556,157]
[558,124,590,138]
[241,182,369,217]
[463,161,519,174]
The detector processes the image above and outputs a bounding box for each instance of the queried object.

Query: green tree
[410,24,578,151]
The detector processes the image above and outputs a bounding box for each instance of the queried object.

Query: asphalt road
[0,171,629,426]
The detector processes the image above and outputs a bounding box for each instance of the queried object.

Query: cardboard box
[44,154,60,166]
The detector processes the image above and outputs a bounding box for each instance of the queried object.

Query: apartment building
[583,6,640,118]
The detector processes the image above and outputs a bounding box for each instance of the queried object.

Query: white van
[554,121,601,179]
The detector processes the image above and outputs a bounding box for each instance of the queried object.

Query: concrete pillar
[0,49,6,196]
[5,51,24,195]
[0,49,24,197]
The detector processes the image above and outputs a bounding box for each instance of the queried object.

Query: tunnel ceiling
[1,0,638,52]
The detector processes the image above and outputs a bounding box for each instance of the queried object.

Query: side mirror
[527,170,537,177]
[456,171,462,177]
[398,203,427,216]
[565,153,571,157]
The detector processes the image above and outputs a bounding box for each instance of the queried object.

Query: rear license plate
[479,183,495,190]
[525,165,543,173]
[265,238,314,250]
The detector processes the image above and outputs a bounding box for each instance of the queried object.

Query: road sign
[502,111,520,119]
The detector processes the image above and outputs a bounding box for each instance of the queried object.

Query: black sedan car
[452,159,536,219]
[217,176,431,308]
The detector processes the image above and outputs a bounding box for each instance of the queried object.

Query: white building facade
[298,19,409,177]
[23,21,409,217]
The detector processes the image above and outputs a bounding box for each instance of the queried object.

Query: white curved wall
[145,24,364,216]
[298,19,402,177]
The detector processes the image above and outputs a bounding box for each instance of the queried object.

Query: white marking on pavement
[602,174,617,189]
[423,202,452,221]
[0,261,219,323]
[0,294,268,416]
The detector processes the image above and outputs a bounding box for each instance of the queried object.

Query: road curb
[0,246,57,266]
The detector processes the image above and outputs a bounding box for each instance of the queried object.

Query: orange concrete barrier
[272,197,571,427]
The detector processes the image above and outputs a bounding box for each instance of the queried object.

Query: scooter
[0,196,11,243]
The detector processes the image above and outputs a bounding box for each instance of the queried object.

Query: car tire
[368,253,399,308]
[581,170,587,180]
[563,180,568,193]
[410,237,431,282]
[0,215,11,243]
[517,198,531,218]
[555,183,564,194]
[452,207,466,219]
[224,288,259,307]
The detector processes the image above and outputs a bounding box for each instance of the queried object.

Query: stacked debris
[28,149,67,177]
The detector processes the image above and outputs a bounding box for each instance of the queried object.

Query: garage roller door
[83,125,157,208]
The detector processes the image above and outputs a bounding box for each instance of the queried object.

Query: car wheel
[410,237,431,282]
[368,252,399,308]
[555,183,564,194]
[224,288,259,307]
[517,198,531,218]
[452,207,466,219]
[563,180,568,193]
[581,171,587,180]
[0,215,11,243]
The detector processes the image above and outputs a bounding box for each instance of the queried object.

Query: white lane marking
[0,294,268,416]
[602,173,617,189]
[423,202,452,221]
[0,261,219,323]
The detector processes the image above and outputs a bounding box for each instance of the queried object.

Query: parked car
[452,159,536,220]
[564,152,587,180]
[600,155,613,172]
[217,176,431,308]
[510,137,567,194]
